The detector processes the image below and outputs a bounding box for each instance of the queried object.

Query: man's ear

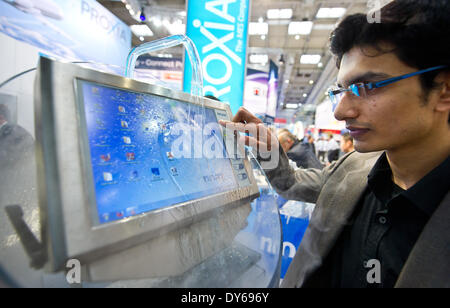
[435,72,450,113]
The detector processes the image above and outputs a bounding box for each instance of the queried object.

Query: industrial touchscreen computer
[34,57,259,273]
[78,80,249,225]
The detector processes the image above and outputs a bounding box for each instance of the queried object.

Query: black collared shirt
[303,152,450,288]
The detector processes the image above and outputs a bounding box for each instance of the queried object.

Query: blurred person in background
[278,130,324,169]
[307,135,316,155]
[340,132,355,154]
[326,134,340,163]
[0,104,34,168]
[315,135,327,163]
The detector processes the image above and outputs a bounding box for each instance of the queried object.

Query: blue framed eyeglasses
[328,65,448,110]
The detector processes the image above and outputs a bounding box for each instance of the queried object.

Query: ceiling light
[130,24,154,37]
[313,24,336,31]
[300,54,321,64]
[286,104,298,109]
[295,35,300,40]
[249,22,268,35]
[288,21,313,35]
[267,9,293,20]
[139,36,144,41]
[309,80,314,85]
[303,93,308,98]
[260,35,266,40]
[318,62,323,68]
[316,8,347,19]
[258,17,264,23]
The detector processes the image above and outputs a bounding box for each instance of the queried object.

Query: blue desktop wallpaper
[79,81,239,224]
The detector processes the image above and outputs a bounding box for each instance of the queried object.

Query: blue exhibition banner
[279,201,315,279]
[183,0,250,115]
[0,0,131,67]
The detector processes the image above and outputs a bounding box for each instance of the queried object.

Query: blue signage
[183,0,250,115]
[0,0,131,67]
[135,56,183,71]
[278,199,315,279]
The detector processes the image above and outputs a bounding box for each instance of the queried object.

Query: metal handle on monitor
[124,35,204,97]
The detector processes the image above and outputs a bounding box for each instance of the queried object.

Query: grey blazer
[263,148,450,288]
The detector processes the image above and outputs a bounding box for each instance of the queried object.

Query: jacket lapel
[395,191,450,288]
[282,153,380,287]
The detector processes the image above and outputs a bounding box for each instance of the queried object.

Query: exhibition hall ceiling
[99,0,379,111]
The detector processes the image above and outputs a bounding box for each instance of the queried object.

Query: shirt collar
[368,152,450,216]
[367,152,395,204]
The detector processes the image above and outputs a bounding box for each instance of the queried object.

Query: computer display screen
[77,80,243,225]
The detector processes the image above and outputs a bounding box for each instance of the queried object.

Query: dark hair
[330,0,450,91]
[341,132,353,143]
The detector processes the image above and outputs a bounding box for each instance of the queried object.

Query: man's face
[278,134,293,153]
[334,45,442,153]
[340,138,352,153]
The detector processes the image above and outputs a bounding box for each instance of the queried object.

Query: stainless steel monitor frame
[34,56,259,272]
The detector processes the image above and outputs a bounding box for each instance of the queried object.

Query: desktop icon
[126,152,135,161]
[103,172,113,182]
[100,154,111,163]
[102,213,110,222]
[126,207,138,216]
[166,151,175,160]
[121,120,129,128]
[170,167,178,176]
[118,106,126,113]
[123,136,131,144]
[151,168,160,176]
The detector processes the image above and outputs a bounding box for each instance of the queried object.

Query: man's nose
[334,92,359,121]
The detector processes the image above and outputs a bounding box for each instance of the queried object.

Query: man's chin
[354,142,384,154]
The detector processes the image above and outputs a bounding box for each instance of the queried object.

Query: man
[306,135,316,155]
[326,134,340,163]
[221,0,449,287]
[315,135,327,163]
[340,132,354,154]
[0,104,35,207]
[0,104,34,167]
[278,130,323,169]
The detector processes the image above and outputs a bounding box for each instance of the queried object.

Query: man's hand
[219,107,279,160]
